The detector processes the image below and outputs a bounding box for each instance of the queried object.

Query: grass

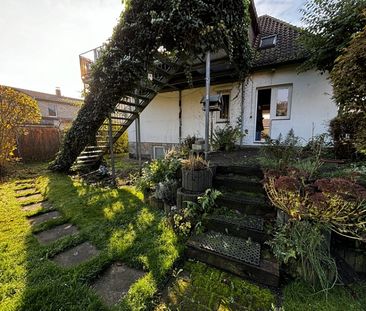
[0,165,183,311]
[156,261,275,311]
[282,281,366,311]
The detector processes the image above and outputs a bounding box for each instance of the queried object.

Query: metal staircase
[73,53,180,171]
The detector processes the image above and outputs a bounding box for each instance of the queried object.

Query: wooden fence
[16,126,61,162]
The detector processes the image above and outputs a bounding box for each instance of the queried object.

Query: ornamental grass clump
[181,155,209,171]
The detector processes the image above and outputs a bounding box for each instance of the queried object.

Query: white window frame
[48,104,58,117]
[153,146,166,159]
[215,90,231,123]
[270,85,292,120]
[259,34,277,49]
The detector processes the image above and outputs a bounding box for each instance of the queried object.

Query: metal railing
[79,46,102,84]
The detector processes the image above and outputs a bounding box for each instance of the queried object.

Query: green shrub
[180,135,196,156]
[259,129,302,171]
[114,131,128,153]
[212,119,245,151]
[329,113,364,159]
[173,189,221,236]
[134,154,181,192]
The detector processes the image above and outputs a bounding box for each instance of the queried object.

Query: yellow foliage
[0,86,41,170]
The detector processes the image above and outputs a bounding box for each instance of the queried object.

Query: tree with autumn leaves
[0,86,41,174]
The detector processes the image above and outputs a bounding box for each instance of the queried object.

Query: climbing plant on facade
[50,0,253,172]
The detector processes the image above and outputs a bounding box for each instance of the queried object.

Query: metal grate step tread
[207,214,264,231]
[188,231,261,266]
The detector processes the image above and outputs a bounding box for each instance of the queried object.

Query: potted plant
[181,155,213,193]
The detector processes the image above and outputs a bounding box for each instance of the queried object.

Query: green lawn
[283,281,366,311]
[0,167,182,311]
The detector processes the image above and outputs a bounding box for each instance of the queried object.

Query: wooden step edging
[186,240,280,288]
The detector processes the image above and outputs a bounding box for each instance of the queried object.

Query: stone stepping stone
[15,179,34,185]
[15,184,35,190]
[17,193,43,202]
[34,223,79,245]
[16,188,38,195]
[52,241,100,268]
[92,262,146,306]
[28,211,62,226]
[22,201,51,212]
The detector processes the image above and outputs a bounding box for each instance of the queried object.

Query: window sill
[216,120,229,124]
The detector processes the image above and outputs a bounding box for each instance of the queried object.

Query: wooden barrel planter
[176,187,204,210]
[181,168,213,193]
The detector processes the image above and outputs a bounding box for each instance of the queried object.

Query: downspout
[204,51,211,159]
[179,90,182,144]
[240,81,246,146]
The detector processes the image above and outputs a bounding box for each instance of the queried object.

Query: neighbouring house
[9,86,83,161]
[127,3,338,159]
[14,87,82,130]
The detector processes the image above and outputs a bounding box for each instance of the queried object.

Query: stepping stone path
[34,223,79,245]
[92,262,146,306]
[14,178,160,309]
[28,211,62,226]
[22,201,52,212]
[16,187,37,194]
[17,193,43,202]
[52,241,100,267]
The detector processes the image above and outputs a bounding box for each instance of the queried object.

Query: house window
[259,35,277,49]
[272,86,292,120]
[219,94,230,120]
[48,105,57,117]
[153,146,165,159]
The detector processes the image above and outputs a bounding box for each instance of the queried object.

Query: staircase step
[187,231,279,287]
[204,214,268,243]
[125,92,152,102]
[76,154,101,161]
[84,146,107,151]
[214,174,264,193]
[216,165,263,178]
[217,193,273,217]
[119,99,143,108]
[114,108,139,115]
[80,150,104,156]
[110,116,131,121]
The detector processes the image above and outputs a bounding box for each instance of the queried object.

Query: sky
[0,0,306,99]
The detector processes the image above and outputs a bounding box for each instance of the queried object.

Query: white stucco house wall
[128,5,338,159]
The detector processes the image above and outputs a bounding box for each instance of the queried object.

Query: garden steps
[187,164,279,286]
[203,214,268,243]
[216,192,273,217]
[214,174,264,193]
[215,165,263,178]
[186,231,279,287]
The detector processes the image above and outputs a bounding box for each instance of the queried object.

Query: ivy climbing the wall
[50,0,253,172]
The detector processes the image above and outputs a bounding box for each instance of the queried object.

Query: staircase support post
[204,51,211,160]
[136,114,142,174]
[134,93,142,174]
[108,114,116,183]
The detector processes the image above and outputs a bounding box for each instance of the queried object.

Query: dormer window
[259,35,277,49]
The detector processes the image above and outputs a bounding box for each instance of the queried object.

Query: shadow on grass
[16,172,183,311]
